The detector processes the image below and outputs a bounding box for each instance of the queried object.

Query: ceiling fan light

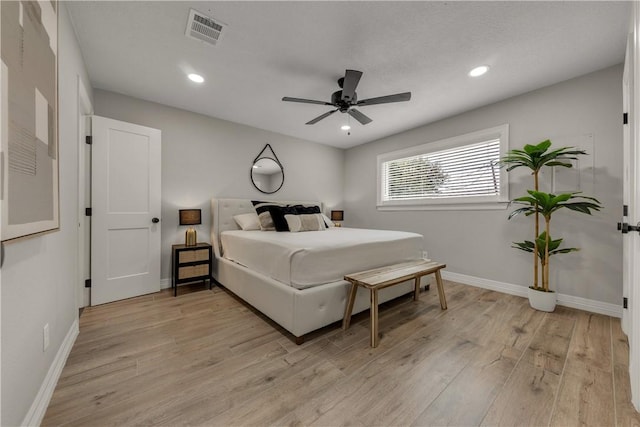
[341,125,351,131]
[468,66,489,77]
[188,73,204,83]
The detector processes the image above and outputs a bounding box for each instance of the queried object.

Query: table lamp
[330,210,344,227]
[179,209,201,246]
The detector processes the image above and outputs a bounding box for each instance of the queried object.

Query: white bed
[211,198,426,342]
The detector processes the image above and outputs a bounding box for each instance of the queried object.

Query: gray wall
[344,65,623,305]
[93,90,345,282]
[1,5,93,425]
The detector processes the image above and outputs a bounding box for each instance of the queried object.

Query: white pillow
[233,213,261,231]
[322,213,335,228]
[285,213,326,232]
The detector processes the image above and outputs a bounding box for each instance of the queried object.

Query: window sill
[377,202,510,211]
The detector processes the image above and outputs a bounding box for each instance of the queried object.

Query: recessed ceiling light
[188,73,204,83]
[341,125,351,131]
[468,66,489,77]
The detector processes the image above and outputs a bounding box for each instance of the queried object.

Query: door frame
[77,77,92,308]
[629,1,640,411]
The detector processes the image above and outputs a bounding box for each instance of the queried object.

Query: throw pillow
[267,205,298,231]
[285,213,326,232]
[321,213,335,228]
[233,212,261,231]
[251,200,283,231]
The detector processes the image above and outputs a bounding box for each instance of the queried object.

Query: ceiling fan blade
[347,108,372,125]
[282,96,333,106]
[306,109,339,125]
[341,69,363,102]
[357,92,411,106]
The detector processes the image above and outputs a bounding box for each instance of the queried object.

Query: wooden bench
[342,260,447,348]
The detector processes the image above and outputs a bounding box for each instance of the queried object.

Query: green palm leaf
[512,232,579,260]
[523,140,551,154]
[511,191,602,217]
[500,139,587,173]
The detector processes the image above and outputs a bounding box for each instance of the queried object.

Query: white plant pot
[528,287,556,312]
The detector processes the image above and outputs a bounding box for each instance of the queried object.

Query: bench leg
[342,282,359,330]
[435,270,447,310]
[413,276,420,301]
[370,289,379,348]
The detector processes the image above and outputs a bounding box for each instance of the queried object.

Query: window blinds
[382,139,501,201]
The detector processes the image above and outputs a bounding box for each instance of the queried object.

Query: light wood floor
[43,281,640,426]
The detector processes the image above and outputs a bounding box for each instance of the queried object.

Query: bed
[210,198,425,342]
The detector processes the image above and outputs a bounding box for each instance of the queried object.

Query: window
[377,124,509,210]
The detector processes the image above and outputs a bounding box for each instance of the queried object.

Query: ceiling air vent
[185,9,225,46]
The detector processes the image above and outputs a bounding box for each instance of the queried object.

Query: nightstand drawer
[178,264,210,280]
[179,249,210,263]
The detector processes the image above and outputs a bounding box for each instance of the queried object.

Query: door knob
[618,221,640,234]
[152,217,160,223]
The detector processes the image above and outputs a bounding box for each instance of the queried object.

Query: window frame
[376,124,510,211]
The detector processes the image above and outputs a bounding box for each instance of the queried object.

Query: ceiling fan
[282,69,411,126]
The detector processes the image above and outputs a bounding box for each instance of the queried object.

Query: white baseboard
[555,292,623,318]
[22,318,79,427]
[442,270,623,318]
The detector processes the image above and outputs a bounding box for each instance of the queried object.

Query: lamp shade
[179,209,201,226]
[330,210,344,221]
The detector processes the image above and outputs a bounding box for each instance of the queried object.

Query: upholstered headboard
[210,198,323,258]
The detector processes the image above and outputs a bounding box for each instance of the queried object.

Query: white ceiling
[67,1,631,149]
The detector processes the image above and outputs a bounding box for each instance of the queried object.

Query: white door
[623,34,633,336]
[91,116,161,305]
[626,4,640,411]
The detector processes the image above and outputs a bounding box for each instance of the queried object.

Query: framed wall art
[1,0,59,242]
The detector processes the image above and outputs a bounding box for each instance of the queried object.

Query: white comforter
[221,227,423,289]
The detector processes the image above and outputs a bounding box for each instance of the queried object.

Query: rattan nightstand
[171,243,213,296]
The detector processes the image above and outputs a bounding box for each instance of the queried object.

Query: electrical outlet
[422,251,429,260]
[43,323,50,352]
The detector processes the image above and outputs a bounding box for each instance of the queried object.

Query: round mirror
[251,157,284,194]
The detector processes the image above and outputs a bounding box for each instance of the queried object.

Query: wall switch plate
[43,323,50,351]
[422,251,429,259]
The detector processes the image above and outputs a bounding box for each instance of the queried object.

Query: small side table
[171,243,213,297]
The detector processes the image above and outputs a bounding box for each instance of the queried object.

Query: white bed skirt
[216,256,417,338]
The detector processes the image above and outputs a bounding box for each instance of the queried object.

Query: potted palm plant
[508,191,602,311]
[501,140,602,311]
